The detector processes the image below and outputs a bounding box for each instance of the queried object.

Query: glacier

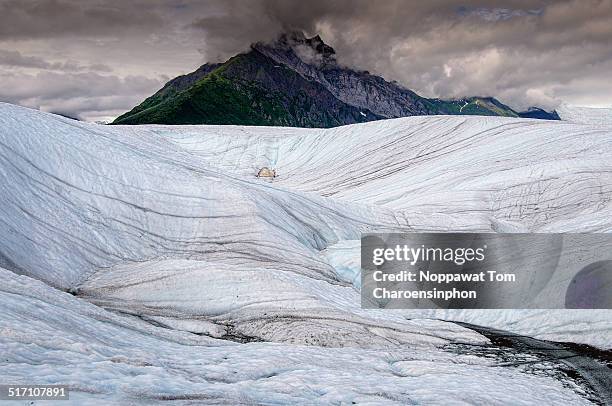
[557,104,612,126]
[0,102,610,404]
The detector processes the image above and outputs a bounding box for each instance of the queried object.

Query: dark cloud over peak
[186,0,612,109]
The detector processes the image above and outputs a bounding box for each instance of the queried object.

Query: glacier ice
[0,102,611,403]
[557,104,612,126]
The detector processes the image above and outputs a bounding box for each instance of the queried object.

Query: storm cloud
[1,0,611,121]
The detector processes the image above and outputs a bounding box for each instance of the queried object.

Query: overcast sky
[1,0,611,122]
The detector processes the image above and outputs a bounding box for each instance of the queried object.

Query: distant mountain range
[113,32,558,127]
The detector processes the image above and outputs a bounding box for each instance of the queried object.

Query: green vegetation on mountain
[115,57,292,126]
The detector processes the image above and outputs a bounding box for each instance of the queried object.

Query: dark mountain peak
[255,31,337,68]
[277,31,334,52]
[113,32,525,126]
[303,34,336,58]
[518,107,560,120]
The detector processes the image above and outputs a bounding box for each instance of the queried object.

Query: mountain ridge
[113,32,556,127]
